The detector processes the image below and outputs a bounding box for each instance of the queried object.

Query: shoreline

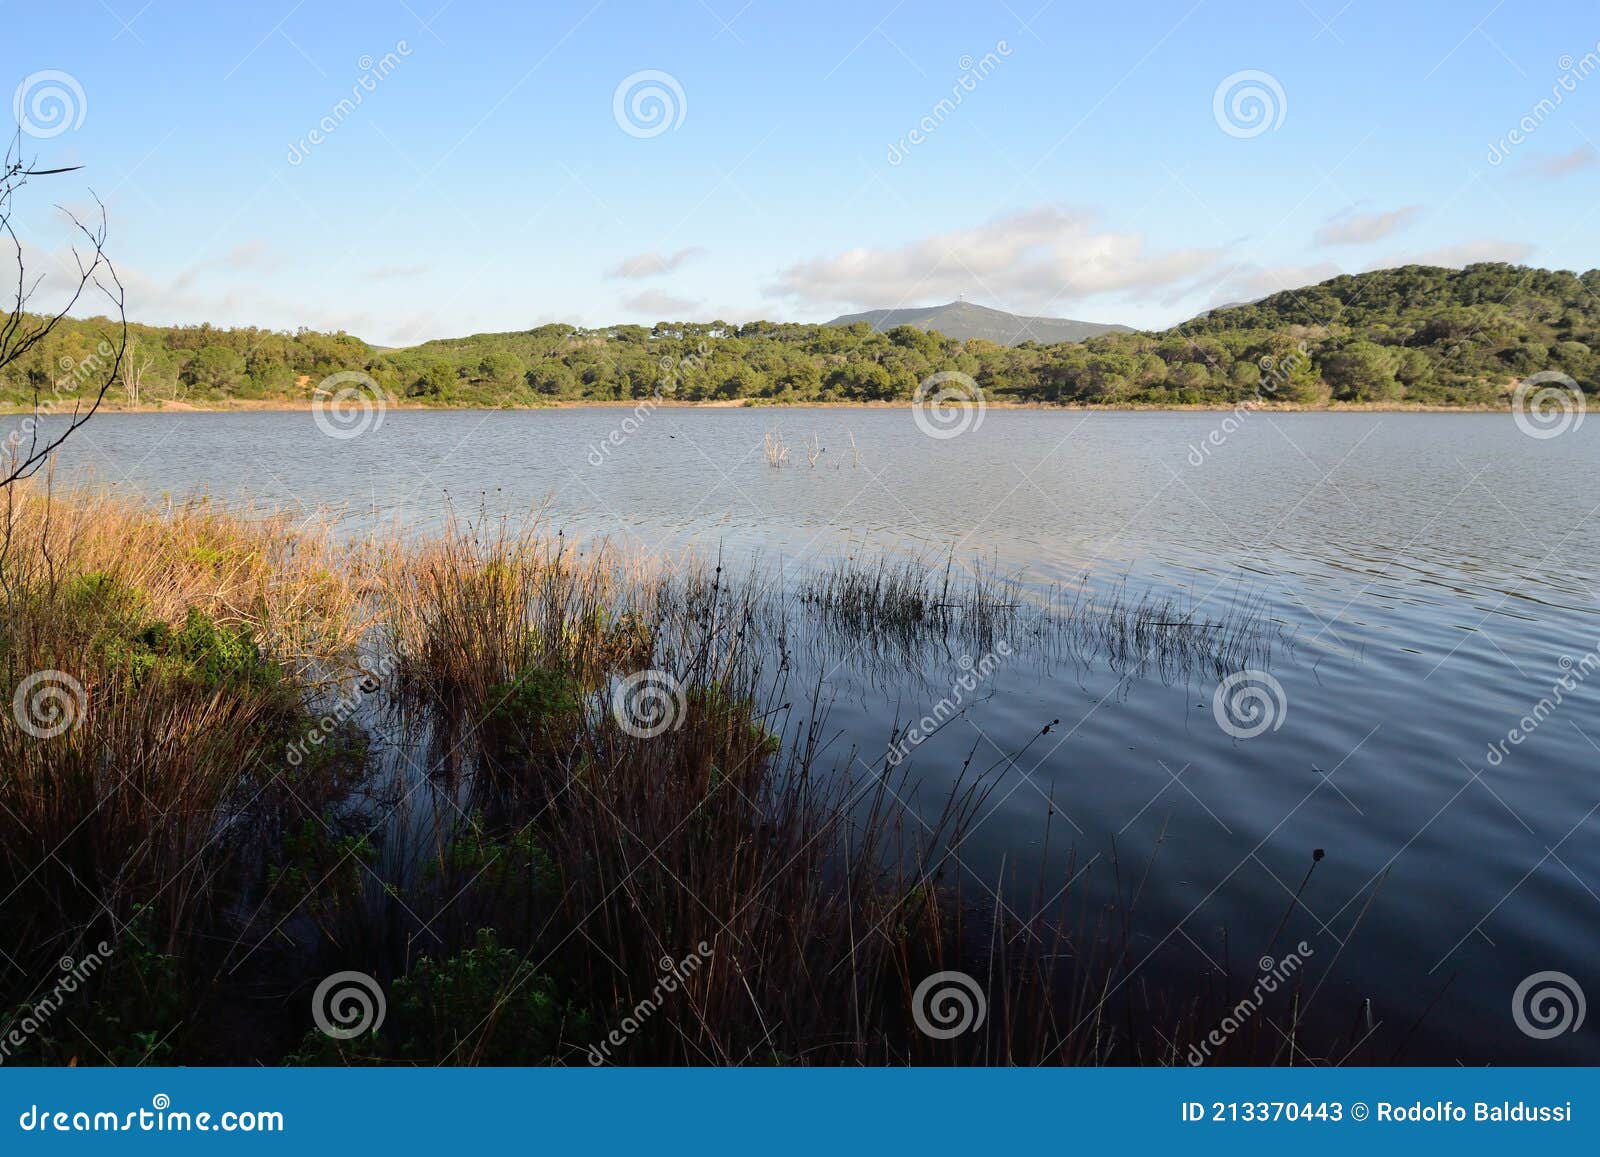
[1,397,1508,416]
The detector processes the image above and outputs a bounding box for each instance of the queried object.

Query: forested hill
[1187,263,1599,337]
[4,263,1595,411]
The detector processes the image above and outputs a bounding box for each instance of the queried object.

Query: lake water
[38,407,1600,1063]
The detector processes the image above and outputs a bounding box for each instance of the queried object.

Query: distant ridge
[824,300,1131,346]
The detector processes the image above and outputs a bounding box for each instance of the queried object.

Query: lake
[38,406,1600,1063]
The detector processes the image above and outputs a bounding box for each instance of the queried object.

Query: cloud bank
[769,206,1222,313]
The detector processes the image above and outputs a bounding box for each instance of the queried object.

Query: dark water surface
[43,407,1600,1063]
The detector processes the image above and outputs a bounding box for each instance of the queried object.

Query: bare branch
[1,128,127,488]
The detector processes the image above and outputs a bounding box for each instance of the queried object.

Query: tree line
[5,262,1596,411]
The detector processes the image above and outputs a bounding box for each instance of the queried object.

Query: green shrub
[291,930,585,1065]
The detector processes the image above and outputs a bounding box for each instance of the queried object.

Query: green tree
[411,361,457,398]
[183,345,245,393]
[1319,342,1402,401]
[478,351,525,384]
[523,362,573,396]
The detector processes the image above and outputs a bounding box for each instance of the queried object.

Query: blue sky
[7,0,1600,344]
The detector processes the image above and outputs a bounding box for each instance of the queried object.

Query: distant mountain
[825,300,1130,346]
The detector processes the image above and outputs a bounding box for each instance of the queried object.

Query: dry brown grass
[0,477,366,679]
[0,481,369,1042]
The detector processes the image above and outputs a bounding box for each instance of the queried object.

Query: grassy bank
[1,484,1350,1066]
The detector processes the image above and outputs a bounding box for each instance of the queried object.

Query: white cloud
[768,206,1223,312]
[1533,145,1598,178]
[1313,205,1424,246]
[1380,239,1534,268]
[1204,261,1344,307]
[606,246,707,279]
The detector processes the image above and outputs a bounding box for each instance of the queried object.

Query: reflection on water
[36,406,1600,1062]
